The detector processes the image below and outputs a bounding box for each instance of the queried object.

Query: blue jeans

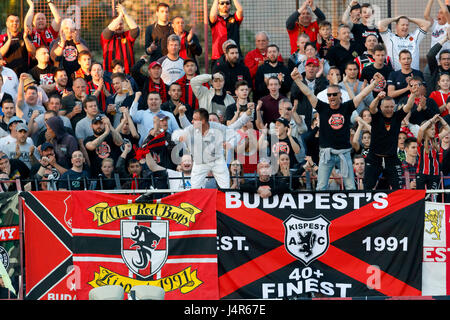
[316,149,356,191]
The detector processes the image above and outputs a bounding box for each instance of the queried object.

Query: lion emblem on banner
[425,209,444,241]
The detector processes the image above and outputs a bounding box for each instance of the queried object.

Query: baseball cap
[276,117,290,128]
[8,116,24,127]
[156,111,169,120]
[305,58,319,67]
[148,61,162,69]
[41,142,54,151]
[92,114,104,124]
[16,122,28,132]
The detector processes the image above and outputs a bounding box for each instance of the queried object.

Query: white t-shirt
[380,28,427,71]
[0,67,18,100]
[0,137,40,168]
[431,19,450,53]
[167,169,191,190]
[158,56,185,85]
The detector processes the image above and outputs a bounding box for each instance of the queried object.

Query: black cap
[276,117,290,128]
[92,114,104,124]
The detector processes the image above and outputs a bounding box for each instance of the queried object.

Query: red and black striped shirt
[100,29,139,75]
[417,140,443,176]
[86,80,114,113]
[176,75,209,110]
[147,78,167,103]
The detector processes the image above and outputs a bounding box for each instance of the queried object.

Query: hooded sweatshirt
[46,116,79,169]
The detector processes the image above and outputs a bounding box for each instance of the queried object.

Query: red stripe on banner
[219,246,296,298]
[329,190,426,242]
[318,245,422,296]
[216,192,285,242]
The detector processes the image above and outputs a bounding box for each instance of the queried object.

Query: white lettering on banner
[225,192,388,210]
[47,293,77,300]
[216,236,249,251]
[261,267,352,298]
[261,281,352,298]
[0,227,18,240]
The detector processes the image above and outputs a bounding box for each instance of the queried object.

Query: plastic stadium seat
[129,285,165,300]
[89,285,124,300]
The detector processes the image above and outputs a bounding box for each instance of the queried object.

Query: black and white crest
[283,215,330,265]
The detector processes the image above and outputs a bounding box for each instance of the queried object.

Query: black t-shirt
[387,69,424,102]
[61,94,86,129]
[351,24,383,55]
[369,107,408,156]
[360,63,393,98]
[57,169,90,190]
[84,134,122,177]
[267,135,300,167]
[315,99,355,150]
[29,65,57,86]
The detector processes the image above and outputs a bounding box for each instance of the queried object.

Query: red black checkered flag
[216,190,426,299]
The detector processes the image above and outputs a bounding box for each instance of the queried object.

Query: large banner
[71,190,218,300]
[0,193,20,298]
[422,202,450,296]
[22,191,75,300]
[217,190,426,299]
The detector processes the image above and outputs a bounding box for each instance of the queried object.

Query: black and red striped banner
[216,190,426,299]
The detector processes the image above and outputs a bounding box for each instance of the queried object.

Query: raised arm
[290,67,318,108]
[409,17,432,31]
[209,0,220,24]
[378,16,400,33]
[352,73,383,108]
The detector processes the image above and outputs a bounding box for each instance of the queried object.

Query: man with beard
[209,0,244,69]
[44,68,71,98]
[101,3,139,74]
[245,31,284,85]
[212,43,252,95]
[84,114,123,177]
[254,44,291,101]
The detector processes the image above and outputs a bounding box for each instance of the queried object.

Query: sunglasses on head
[327,92,339,97]
[219,1,230,5]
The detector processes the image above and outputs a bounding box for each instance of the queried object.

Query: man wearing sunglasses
[209,0,244,70]
[291,67,383,190]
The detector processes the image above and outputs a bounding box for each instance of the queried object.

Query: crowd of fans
[0,0,450,198]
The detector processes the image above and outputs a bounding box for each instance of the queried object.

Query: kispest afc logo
[283,215,330,265]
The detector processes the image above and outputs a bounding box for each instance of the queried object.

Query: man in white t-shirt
[378,15,432,71]
[157,34,185,86]
[0,53,18,100]
[425,0,450,54]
